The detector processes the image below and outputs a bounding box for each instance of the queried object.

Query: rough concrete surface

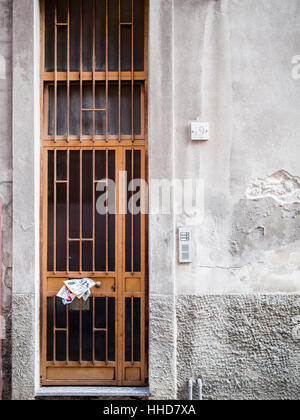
[149,295,177,399]
[177,295,300,400]
[11,294,36,400]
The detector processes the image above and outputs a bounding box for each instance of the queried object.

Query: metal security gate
[40,0,148,386]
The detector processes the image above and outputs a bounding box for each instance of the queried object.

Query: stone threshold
[36,386,150,398]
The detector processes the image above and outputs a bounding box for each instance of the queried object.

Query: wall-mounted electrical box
[190,121,209,141]
[178,227,192,263]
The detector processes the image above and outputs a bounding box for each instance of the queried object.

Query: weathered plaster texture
[11,294,35,400]
[0,0,12,400]
[174,0,300,295]
[149,296,177,399]
[177,295,300,400]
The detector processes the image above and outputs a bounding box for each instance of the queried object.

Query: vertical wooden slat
[80,0,83,142]
[131,296,134,365]
[66,304,69,364]
[53,297,56,363]
[92,0,96,143]
[105,0,109,143]
[66,149,70,273]
[92,296,95,364]
[117,147,124,385]
[105,296,108,364]
[79,298,82,364]
[54,0,57,142]
[131,149,134,274]
[79,148,83,274]
[118,0,121,143]
[140,148,146,382]
[92,149,95,274]
[106,149,109,273]
[53,149,57,273]
[67,0,70,142]
[131,0,134,143]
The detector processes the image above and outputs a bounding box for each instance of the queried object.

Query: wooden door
[40,0,148,386]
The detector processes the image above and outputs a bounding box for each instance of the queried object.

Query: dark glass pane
[133,150,141,272]
[125,297,131,361]
[82,0,93,72]
[95,150,106,180]
[70,0,81,71]
[95,185,106,272]
[48,84,69,136]
[121,83,131,135]
[69,241,80,272]
[57,0,68,23]
[95,297,106,329]
[82,151,93,238]
[56,150,67,180]
[133,297,141,361]
[95,0,106,71]
[95,84,106,109]
[69,301,80,361]
[82,241,93,272]
[108,298,115,361]
[134,0,144,71]
[70,84,80,135]
[120,0,132,22]
[56,330,67,361]
[108,83,118,135]
[125,150,132,272]
[108,0,118,71]
[57,26,67,72]
[82,84,93,135]
[82,298,93,361]
[121,25,132,72]
[125,297,141,362]
[134,84,141,135]
[57,84,67,135]
[56,183,67,271]
[55,297,66,329]
[108,151,115,272]
[95,84,106,135]
[95,111,106,136]
[95,331,106,361]
[48,85,54,135]
[47,151,54,271]
[47,297,54,361]
[45,0,54,72]
[95,151,106,272]
[69,151,80,238]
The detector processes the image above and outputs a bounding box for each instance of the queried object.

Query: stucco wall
[174,0,300,294]
[0,0,12,400]
[173,0,300,399]
[177,295,300,400]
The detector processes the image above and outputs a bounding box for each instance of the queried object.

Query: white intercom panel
[178,227,192,263]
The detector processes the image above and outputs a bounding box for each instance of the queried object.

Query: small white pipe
[188,379,193,400]
[197,379,203,401]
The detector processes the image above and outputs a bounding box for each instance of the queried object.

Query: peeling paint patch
[246,170,300,205]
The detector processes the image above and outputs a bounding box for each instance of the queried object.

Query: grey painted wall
[0,0,12,400]
[1,0,300,399]
[172,0,300,399]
